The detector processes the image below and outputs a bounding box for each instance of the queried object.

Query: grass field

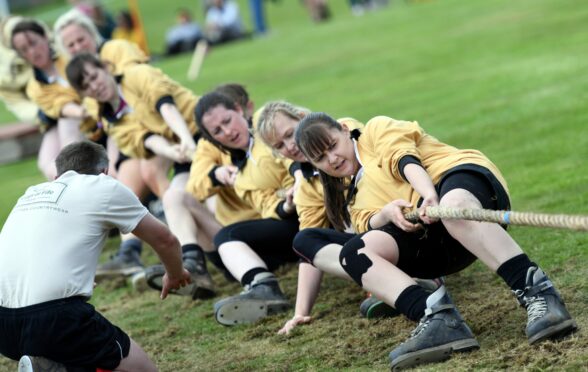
[1,0,588,370]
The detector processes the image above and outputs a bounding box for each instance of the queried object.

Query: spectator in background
[204,0,244,45]
[165,8,203,56]
[68,0,116,40]
[249,0,267,35]
[303,0,330,23]
[112,10,148,54]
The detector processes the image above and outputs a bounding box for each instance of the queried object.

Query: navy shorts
[0,297,130,371]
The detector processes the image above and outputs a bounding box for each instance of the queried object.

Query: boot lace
[409,317,431,339]
[524,295,548,324]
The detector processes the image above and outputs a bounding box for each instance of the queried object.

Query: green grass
[1,0,588,370]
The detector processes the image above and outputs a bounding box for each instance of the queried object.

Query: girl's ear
[341,122,350,134]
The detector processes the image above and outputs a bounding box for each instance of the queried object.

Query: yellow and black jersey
[98,64,199,158]
[98,39,149,75]
[25,55,80,125]
[186,139,260,226]
[233,134,295,220]
[349,116,508,233]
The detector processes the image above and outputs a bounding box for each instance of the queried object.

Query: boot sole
[528,319,578,345]
[214,298,291,326]
[390,338,480,371]
[145,265,216,300]
[95,266,144,279]
[364,300,400,319]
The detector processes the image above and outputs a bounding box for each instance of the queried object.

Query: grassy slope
[1,0,588,370]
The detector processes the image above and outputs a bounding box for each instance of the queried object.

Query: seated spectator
[165,8,203,56]
[303,0,330,22]
[204,0,244,45]
[112,10,148,54]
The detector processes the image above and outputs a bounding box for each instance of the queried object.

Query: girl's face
[78,62,117,102]
[12,31,52,69]
[201,104,251,150]
[308,126,360,178]
[59,23,97,55]
[269,112,306,162]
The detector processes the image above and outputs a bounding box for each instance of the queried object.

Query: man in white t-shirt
[0,141,191,372]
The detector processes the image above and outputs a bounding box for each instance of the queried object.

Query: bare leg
[141,156,172,198]
[114,337,157,372]
[439,189,523,271]
[56,117,83,146]
[37,128,60,180]
[218,241,267,281]
[312,243,351,279]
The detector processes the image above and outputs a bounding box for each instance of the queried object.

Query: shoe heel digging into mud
[514,266,577,345]
[214,272,291,326]
[389,285,479,371]
[144,253,216,300]
[18,356,66,372]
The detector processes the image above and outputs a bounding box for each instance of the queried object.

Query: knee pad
[339,237,373,286]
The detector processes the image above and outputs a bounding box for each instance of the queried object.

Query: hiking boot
[389,285,480,370]
[214,272,291,326]
[514,266,577,345]
[95,250,143,278]
[359,295,400,319]
[145,252,216,300]
[18,355,66,372]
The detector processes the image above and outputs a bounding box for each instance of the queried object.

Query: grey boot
[389,285,479,370]
[95,250,143,278]
[145,250,216,300]
[514,266,577,344]
[214,272,291,326]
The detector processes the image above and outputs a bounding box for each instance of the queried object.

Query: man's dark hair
[55,141,109,177]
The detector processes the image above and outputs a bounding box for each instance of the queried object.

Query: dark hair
[10,19,47,48]
[295,112,350,231]
[55,141,109,176]
[66,52,106,92]
[194,91,238,151]
[214,83,249,112]
[117,10,134,29]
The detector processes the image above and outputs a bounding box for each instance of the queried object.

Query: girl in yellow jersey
[66,53,221,299]
[295,113,576,370]
[194,92,300,326]
[257,101,376,334]
[54,10,164,278]
[10,19,85,180]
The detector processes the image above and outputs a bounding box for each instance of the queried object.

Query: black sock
[497,254,535,292]
[395,285,430,321]
[182,243,203,259]
[119,238,142,255]
[241,267,269,287]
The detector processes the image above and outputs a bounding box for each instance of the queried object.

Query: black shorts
[173,161,192,176]
[114,151,131,171]
[0,297,130,371]
[214,218,300,271]
[350,167,510,279]
[293,228,355,264]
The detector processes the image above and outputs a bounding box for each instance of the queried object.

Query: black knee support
[339,237,373,286]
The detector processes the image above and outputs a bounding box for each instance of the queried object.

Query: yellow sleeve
[25,79,80,120]
[365,116,423,182]
[235,157,295,220]
[350,208,377,233]
[295,179,329,229]
[106,116,151,158]
[186,139,226,201]
[100,39,149,75]
[124,65,183,112]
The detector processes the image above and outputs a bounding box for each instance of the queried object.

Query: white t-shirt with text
[0,171,147,308]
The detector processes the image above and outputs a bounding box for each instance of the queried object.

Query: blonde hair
[257,100,311,148]
[53,9,103,56]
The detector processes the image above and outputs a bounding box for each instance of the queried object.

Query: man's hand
[278,314,312,335]
[160,269,192,300]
